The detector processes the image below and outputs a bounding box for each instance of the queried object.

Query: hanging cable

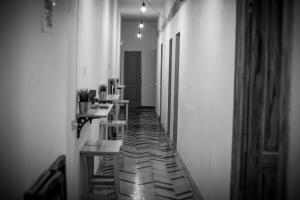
[144,0,169,21]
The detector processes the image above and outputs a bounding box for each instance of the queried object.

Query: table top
[102,94,120,102]
[80,140,123,156]
[77,103,113,118]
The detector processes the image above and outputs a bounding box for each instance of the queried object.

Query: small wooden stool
[99,120,126,167]
[115,100,129,129]
[80,140,122,200]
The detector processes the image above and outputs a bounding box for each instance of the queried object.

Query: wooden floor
[96,109,195,200]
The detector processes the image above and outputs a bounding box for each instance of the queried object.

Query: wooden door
[159,44,163,121]
[173,33,180,149]
[231,0,292,199]
[167,39,173,137]
[124,51,141,108]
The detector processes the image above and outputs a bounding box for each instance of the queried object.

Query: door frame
[124,51,142,108]
[230,0,293,200]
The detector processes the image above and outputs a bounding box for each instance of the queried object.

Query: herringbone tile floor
[97,109,195,200]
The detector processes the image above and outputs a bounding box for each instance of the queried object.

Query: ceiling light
[137,31,142,38]
[141,2,146,12]
[139,21,144,29]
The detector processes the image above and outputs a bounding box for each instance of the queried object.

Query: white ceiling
[119,0,166,20]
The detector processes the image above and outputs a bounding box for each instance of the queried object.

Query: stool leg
[121,126,125,168]
[114,156,119,200]
[125,103,128,130]
[116,102,120,120]
[116,126,119,140]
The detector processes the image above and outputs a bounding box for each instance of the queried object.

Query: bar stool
[80,140,122,200]
[115,100,129,130]
[99,120,126,167]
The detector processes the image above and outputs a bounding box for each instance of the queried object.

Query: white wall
[0,0,77,199]
[68,0,121,199]
[121,20,157,107]
[156,0,236,200]
[0,0,121,199]
[287,1,300,199]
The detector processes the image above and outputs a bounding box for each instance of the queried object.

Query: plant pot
[99,91,107,100]
[79,102,88,114]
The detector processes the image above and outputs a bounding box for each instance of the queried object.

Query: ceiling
[119,0,166,21]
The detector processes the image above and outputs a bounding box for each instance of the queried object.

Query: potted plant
[98,84,107,100]
[78,89,89,114]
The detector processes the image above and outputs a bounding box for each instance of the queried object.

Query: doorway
[173,33,180,149]
[167,39,173,138]
[124,51,141,108]
[159,44,163,121]
[230,0,292,200]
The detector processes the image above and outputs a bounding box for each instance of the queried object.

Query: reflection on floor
[97,109,195,200]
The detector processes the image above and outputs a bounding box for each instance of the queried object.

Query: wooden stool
[80,140,122,200]
[99,120,126,167]
[115,100,129,129]
[100,120,126,140]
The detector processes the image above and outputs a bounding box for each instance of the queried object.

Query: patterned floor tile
[94,109,195,200]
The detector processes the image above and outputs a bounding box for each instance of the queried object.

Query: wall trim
[136,106,155,109]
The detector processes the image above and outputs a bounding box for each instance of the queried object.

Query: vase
[79,102,88,114]
[99,91,107,100]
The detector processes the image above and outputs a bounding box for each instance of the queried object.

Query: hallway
[97,109,195,200]
[1,0,300,199]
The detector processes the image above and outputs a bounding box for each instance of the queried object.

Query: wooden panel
[124,52,141,108]
[167,39,173,137]
[230,0,292,199]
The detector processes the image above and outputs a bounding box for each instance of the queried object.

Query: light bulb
[141,2,146,12]
[139,21,144,29]
[52,2,56,6]
[137,32,142,38]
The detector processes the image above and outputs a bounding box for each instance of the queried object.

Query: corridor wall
[0,0,121,199]
[156,0,236,200]
[0,0,77,199]
[68,0,121,199]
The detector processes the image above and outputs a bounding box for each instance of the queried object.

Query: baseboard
[165,137,204,200]
[136,106,155,109]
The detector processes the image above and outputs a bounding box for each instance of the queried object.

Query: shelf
[76,104,113,138]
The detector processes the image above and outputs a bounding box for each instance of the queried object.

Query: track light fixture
[141,2,146,12]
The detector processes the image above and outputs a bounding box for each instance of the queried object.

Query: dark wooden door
[173,33,180,149]
[231,0,291,199]
[124,51,141,108]
[167,39,173,137]
[159,44,163,121]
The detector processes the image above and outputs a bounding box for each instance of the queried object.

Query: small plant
[78,89,89,102]
[98,84,107,92]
